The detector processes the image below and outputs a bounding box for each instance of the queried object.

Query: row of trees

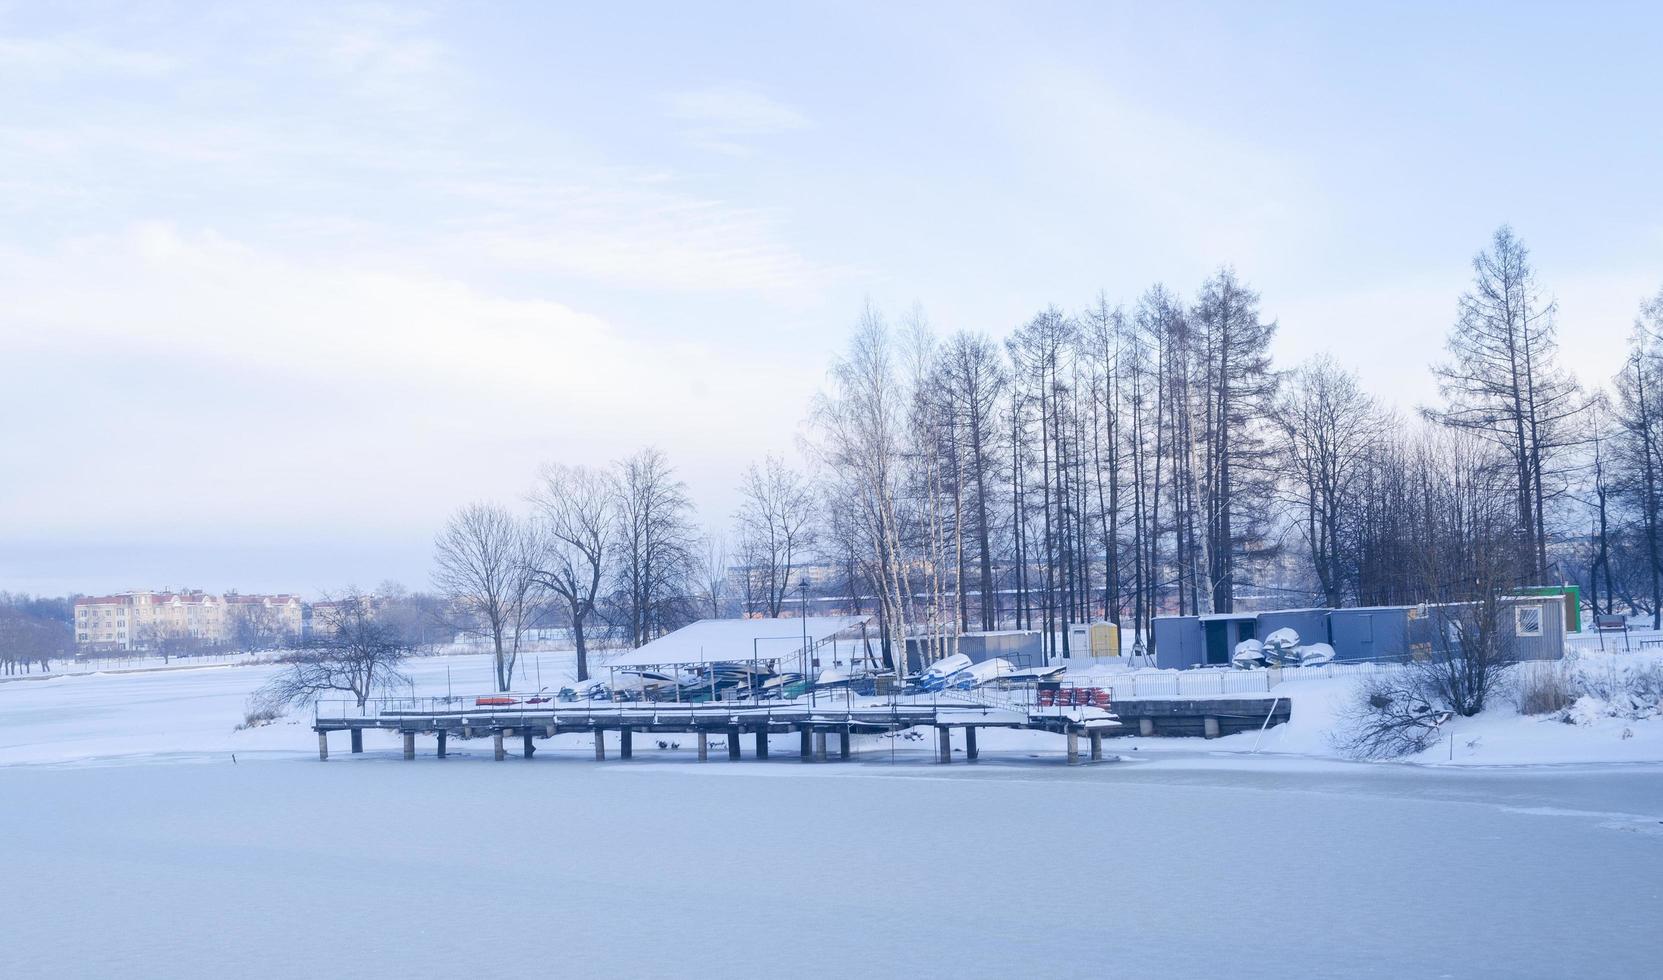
[434,448,708,688]
[434,225,1663,675]
[0,593,72,674]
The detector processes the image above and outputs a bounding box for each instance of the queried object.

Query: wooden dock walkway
[313,691,1289,764]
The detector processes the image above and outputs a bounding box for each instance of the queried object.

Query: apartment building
[73,590,303,651]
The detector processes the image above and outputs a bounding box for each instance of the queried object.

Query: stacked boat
[1231,627,1337,669]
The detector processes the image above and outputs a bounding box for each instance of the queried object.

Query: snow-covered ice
[2,651,1661,978]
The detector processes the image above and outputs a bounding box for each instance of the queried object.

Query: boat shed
[604,616,873,670]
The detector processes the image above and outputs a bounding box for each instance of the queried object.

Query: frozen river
[1,753,1658,978]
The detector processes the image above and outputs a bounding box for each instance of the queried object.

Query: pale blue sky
[2,1,1660,596]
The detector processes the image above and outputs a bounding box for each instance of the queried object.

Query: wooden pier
[313,692,1290,764]
[315,696,1120,764]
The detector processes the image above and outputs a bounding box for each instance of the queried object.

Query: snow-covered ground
[2,651,1661,977]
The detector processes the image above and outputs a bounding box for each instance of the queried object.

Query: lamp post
[799,578,811,705]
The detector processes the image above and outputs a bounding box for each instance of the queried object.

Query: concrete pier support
[839,729,851,761]
[350,729,363,754]
[317,732,328,761]
[594,730,606,760]
[1089,731,1103,761]
[1066,731,1080,765]
[523,732,535,758]
[814,731,828,761]
[1203,716,1221,739]
[620,728,633,759]
[436,732,447,759]
[937,726,952,764]
[965,727,978,761]
[697,731,708,761]
[729,727,743,760]
[753,729,767,759]
[800,728,813,762]
[402,731,415,760]
[493,731,506,761]
[1138,717,1155,737]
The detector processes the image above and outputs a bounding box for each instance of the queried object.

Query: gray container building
[1152,613,1258,668]
[1255,608,1331,648]
[1326,606,1418,662]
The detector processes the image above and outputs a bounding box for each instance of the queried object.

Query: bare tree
[1274,355,1386,606]
[811,303,911,671]
[694,533,732,619]
[253,591,412,711]
[229,602,292,652]
[529,463,614,683]
[432,502,544,692]
[0,596,72,675]
[1191,267,1280,613]
[1338,431,1526,758]
[610,447,700,646]
[1426,226,1581,580]
[1614,287,1663,626]
[733,455,818,617]
[937,331,1007,630]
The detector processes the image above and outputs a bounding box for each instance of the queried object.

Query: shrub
[1513,663,1576,716]
[1335,674,1450,760]
[236,703,283,730]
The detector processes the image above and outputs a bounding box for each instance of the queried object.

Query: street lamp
[799,578,811,704]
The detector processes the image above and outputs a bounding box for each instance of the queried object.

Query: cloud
[0,35,176,77]
[666,83,809,154]
[0,224,820,542]
[466,191,834,293]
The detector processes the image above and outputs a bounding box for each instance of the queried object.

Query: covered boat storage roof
[602,616,872,668]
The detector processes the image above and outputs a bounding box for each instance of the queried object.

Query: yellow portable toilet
[1068,622,1121,658]
[1089,621,1120,658]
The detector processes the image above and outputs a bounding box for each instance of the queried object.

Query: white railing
[1565,630,1663,653]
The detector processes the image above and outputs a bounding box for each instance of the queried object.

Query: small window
[1516,605,1544,637]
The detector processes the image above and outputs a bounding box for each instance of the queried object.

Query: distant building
[73,590,303,651]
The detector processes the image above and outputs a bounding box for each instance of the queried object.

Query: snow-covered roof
[602,616,873,667]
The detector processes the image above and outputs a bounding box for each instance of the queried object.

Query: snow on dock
[314,689,1127,763]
